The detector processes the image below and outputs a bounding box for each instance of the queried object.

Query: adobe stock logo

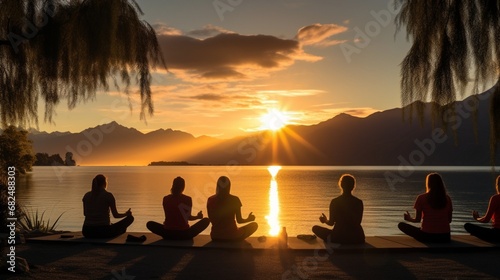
[8,4,56,54]
[213,0,244,21]
[384,93,491,191]
[340,0,402,63]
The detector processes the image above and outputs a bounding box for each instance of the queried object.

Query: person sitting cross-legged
[398,173,453,243]
[312,174,365,244]
[464,175,500,243]
[147,176,210,240]
[207,176,258,242]
[82,174,134,239]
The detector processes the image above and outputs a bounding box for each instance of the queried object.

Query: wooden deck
[26,232,500,252]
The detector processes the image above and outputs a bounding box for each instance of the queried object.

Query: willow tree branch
[0,18,12,46]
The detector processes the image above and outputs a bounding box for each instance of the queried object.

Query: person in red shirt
[147,176,209,240]
[312,174,365,244]
[207,176,258,241]
[398,172,453,243]
[82,174,134,238]
[464,175,500,242]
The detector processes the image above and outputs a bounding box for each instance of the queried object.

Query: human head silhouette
[339,174,355,194]
[216,176,231,197]
[425,172,448,209]
[91,174,107,193]
[426,172,445,193]
[171,176,185,195]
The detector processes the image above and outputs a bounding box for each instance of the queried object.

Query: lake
[15,166,499,237]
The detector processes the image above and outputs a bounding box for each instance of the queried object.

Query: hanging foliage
[396,0,500,160]
[0,0,165,127]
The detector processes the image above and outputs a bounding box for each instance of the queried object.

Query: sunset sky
[36,0,412,138]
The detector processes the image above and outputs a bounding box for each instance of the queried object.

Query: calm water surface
[16,166,499,237]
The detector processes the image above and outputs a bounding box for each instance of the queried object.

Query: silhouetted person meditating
[398,172,452,243]
[207,176,258,241]
[312,174,365,244]
[146,176,210,240]
[82,174,134,239]
[464,175,500,243]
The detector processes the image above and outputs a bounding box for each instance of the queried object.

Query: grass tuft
[18,207,66,233]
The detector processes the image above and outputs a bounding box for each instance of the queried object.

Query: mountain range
[28,88,497,166]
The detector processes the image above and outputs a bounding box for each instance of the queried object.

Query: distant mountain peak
[27,86,498,166]
[95,121,141,133]
[335,112,358,119]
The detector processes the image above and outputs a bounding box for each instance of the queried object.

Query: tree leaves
[0,125,35,173]
[0,0,165,127]
[396,0,500,162]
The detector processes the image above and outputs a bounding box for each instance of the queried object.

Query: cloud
[152,23,182,36]
[200,67,246,80]
[322,107,380,118]
[341,108,379,117]
[297,23,348,46]
[189,93,226,101]
[156,32,321,82]
[257,89,323,97]
[147,83,271,111]
[186,24,233,38]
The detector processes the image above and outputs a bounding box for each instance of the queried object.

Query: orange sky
[35,0,412,139]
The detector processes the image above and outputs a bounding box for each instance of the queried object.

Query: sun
[260,109,290,131]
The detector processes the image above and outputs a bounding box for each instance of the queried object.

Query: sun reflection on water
[266,166,281,236]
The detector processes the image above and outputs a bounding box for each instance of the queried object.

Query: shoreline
[24,232,500,251]
[7,241,500,279]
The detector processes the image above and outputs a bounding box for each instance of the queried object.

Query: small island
[34,152,77,166]
[148,161,201,166]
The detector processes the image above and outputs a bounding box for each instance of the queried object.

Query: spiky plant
[18,207,65,234]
